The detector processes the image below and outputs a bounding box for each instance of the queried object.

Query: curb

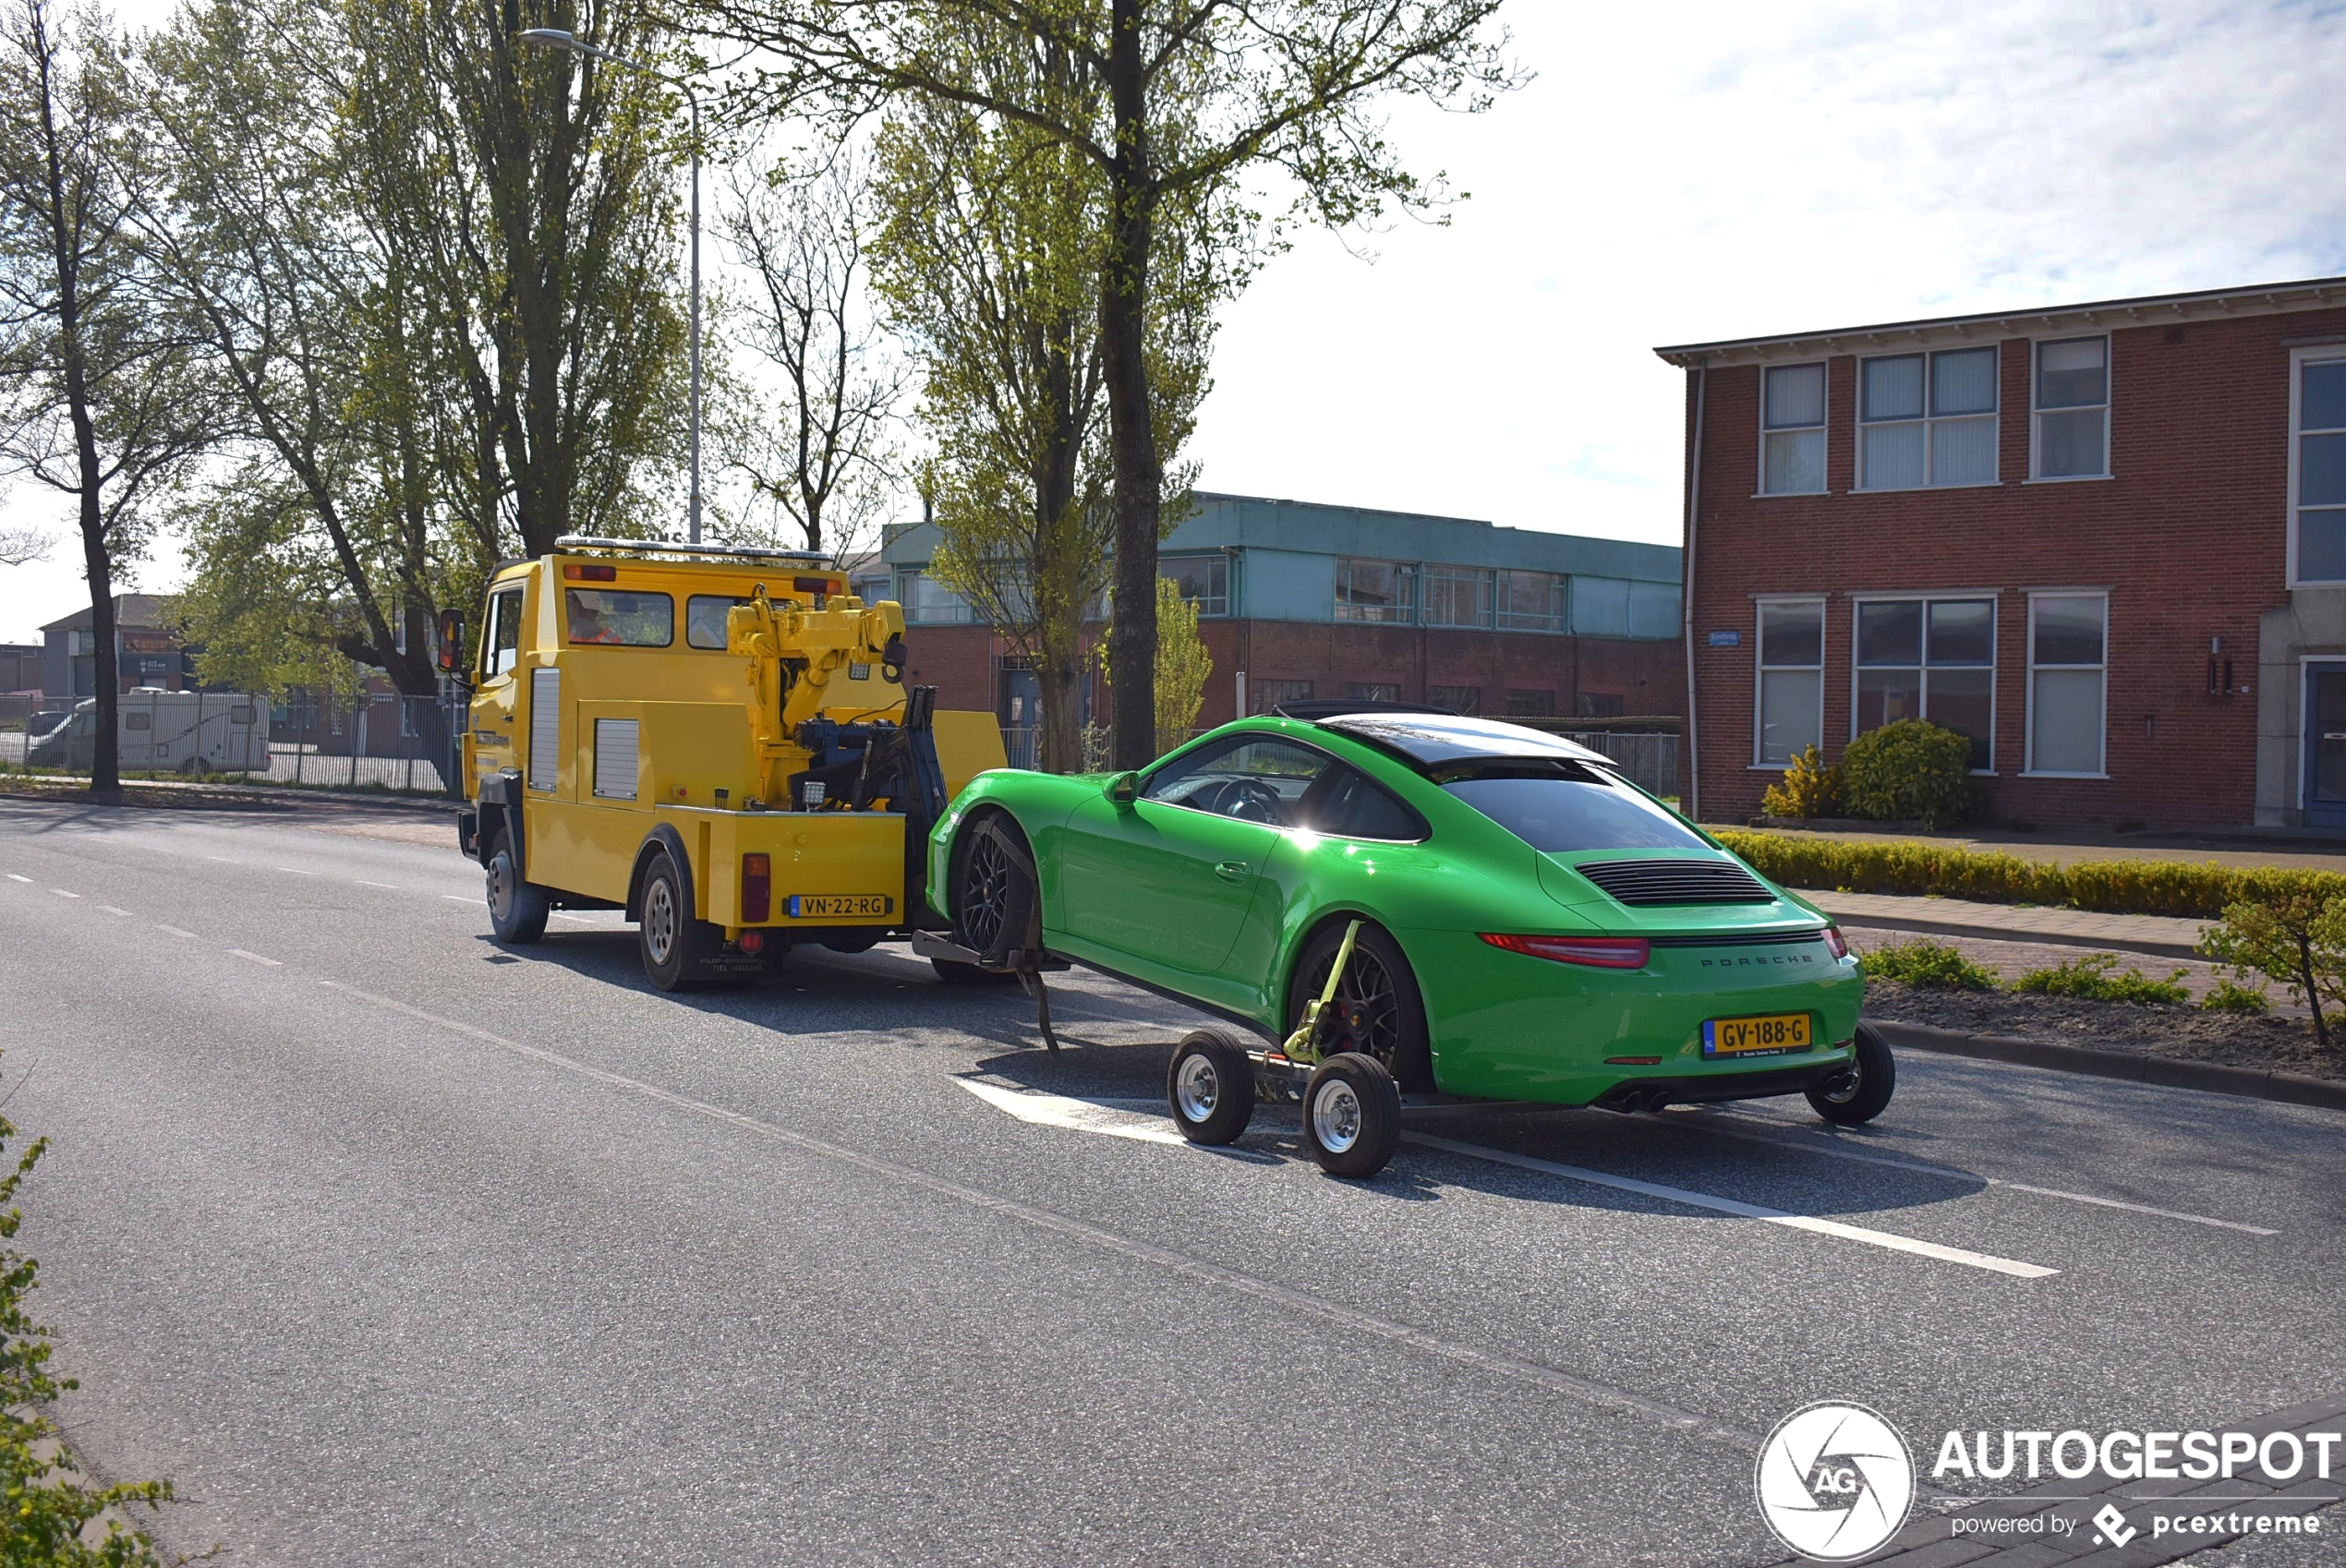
[1870,1019,2346,1112]
[1832,910,2207,961]
[0,775,456,817]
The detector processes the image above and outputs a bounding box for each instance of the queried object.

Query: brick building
[880,491,1684,757]
[1655,275,2346,831]
[39,595,189,698]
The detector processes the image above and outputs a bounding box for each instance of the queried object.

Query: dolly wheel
[1167,1031,1256,1145]
[1807,1022,1896,1125]
[1301,1052,1401,1177]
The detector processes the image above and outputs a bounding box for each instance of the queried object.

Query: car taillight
[1821,925,1849,960]
[562,563,618,581]
[742,853,771,923]
[1480,933,1650,969]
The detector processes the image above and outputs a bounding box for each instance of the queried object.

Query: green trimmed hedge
[1713,829,2346,921]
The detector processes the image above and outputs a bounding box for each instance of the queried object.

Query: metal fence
[259,694,459,792]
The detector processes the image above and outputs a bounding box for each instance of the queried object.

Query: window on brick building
[1495,570,1566,633]
[1505,689,1555,718]
[1163,555,1228,616]
[1853,597,1994,769]
[1858,347,1997,489]
[2027,594,2107,776]
[1761,363,1827,495]
[1576,692,1626,718]
[1252,678,1313,714]
[1335,558,1416,622]
[1421,565,1493,627]
[2293,352,2346,582]
[1345,681,1400,703]
[1428,684,1481,714]
[2034,337,2109,479]
[1755,598,1823,766]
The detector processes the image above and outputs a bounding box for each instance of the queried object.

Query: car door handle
[1214,861,1250,883]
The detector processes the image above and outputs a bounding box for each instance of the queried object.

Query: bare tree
[0,523,50,564]
[720,147,908,561]
[0,0,214,800]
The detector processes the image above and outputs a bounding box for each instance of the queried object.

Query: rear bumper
[1585,1061,1849,1113]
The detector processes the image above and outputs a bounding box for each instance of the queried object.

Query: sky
[6,0,2345,645]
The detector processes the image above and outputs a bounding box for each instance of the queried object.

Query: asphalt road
[1,793,2340,1567]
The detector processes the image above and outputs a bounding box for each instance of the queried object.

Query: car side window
[1299,765,1426,841]
[482,589,523,677]
[1142,736,1332,826]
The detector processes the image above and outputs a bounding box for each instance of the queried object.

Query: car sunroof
[1312,712,1613,767]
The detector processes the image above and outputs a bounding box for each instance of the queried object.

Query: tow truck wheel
[638,850,724,992]
[485,830,550,945]
[1300,1052,1401,1178]
[1167,1031,1255,1145]
[1806,1022,1896,1125]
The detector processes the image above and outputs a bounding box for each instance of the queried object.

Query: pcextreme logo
[1755,1402,1917,1562]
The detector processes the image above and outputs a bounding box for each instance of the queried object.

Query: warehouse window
[2293,351,2346,582]
[1852,597,1994,769]
[1421,565,1492,627]
[896,570,973,624]
[1505,689,1554,718]
[1760,362,1827,494]
[1345,681,1400,703]
[1428,684,1481,715]
[1334,558,1415,622]
[1858,347,1998,489]
[2026,594,2107,776]
[1252,679,1313,715]
[2035,336,2109,479]
[1164,555,1227,616]
[1495,569,1566,633]
[1754,598,1823,767]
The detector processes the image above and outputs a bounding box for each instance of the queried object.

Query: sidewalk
[1719,821,2346,874]
[1806,889,2210,959]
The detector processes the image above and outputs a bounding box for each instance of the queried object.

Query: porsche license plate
[787,894,892,919]
[1702,1013,1812,1057]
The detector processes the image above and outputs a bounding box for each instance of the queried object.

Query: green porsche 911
[922,704,1884,1177]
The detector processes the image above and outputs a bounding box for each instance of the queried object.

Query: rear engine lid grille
[1575,858,1774,907]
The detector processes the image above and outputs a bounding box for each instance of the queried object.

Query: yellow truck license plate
[1702,1013,1812,1056]
[786,894,892,919]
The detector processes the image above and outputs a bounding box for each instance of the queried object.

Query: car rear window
[1438,763,1707,853]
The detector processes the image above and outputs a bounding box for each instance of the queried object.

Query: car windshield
[1436,761,1707,853]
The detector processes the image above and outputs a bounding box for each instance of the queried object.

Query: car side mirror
[1106,770,1138,806]
[436,608,466,673]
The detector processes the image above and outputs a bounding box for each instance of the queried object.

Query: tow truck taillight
[1821,926,1850,960]
[742,853,771,923]
[1479,933,1650,969]
[562,563,618,581]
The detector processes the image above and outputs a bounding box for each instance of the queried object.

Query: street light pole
[517,28,703,544]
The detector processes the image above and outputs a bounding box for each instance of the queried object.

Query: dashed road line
[6,874,29,884]
[276,867,316,876]
[442,895,480,904]
[157,925,198,939]
[357,881,400,889]
[1407,1132,2061,1280]
[313,975,1769,1455]
[96,905,133,917]
[957,1080,1188,1145]
[1682,1107,2279,1236]
[224,949,283,967]
[49,888,78,899]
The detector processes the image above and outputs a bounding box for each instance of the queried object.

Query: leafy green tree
[693,0,1518,768]
[869,22,1211,772]
[2199,885,2346,1051]
[0,0,217,801]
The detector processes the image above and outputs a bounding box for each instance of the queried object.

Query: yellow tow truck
[443,536,1007,989]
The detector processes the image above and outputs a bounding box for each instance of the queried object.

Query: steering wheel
[1224,778,1284,824]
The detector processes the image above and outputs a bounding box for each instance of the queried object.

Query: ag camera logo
[1756,1402,1916,1561]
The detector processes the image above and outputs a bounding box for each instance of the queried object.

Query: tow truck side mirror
[435,608,466,673]
[1105,770,1138,806]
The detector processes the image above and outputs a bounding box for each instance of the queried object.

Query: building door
[2304,664,2346,827]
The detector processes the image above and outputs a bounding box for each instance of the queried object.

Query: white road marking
[49,888,78,899]
[225,949,282,967]
[314,976,1767,1454]
[157,925,197,939]
[357,881,399,889]
[1406,1132,2061,1280]
[276,867,315,876]
[955,1080,1189,1145]
[1681,1109,2279,1236]
[442,894,481,904]
[96,905,133,917]
[207,856,235,862]
[553,913,599,923]
[6,874,29,883]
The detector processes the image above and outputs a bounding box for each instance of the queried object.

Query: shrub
[1760,744,1843,819]
[1839,719,1977,828]
[1860,938,2000,990]
[2010,953,2190,1005]
[2198,889,2346,1050]
[2201,978,2271,1015]
[0,1102,172,1565]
